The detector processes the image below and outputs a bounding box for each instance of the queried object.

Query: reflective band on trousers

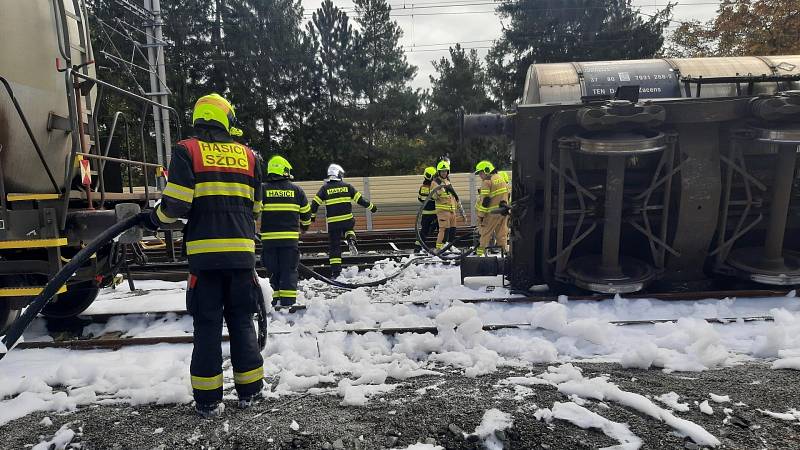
[330,257,342,264]
[325,197,351,206]
[327,213,353,223]
[278,289,297,298]
[186,238,255,255]
[194,182,254,199]
[191,373,223,391]
[422,210,437,215]
[260,231,300,240]
[162,182,194,203]
[262,203,300,212]
[233,366,264,385]
[436,205,455,211]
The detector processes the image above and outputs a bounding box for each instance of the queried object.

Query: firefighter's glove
[498,204,511,216]
[137,210,160,231]
[370,205,378,213]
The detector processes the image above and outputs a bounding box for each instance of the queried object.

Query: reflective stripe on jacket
[430,177,457,212]
[260,176,311,247]
[418,180,437,215]
[310,180,373,229]
[154,128,262,271]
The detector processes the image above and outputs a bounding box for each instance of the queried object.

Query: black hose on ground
[294,184,477,290]
[298,255,433,289]
[0,215,141,360]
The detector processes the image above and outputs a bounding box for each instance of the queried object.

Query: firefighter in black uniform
[310,164,376,277]
[260,155,311,308]
[139,93,264,418]
[415,166,438,253]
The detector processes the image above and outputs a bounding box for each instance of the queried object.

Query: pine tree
[350,0,421,175]
[427,44,504,171]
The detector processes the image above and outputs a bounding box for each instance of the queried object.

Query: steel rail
[18,315,777,350]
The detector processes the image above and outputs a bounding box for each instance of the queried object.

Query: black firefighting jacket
[417,179,436,215]
[310,179,374,230]
[153,126,263,271]
[259,174,311,247]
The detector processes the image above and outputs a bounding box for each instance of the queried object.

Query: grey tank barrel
[462,113,514,139]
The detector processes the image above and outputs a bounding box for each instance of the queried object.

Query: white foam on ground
[3,263,800,431]
[473,408,513,450]
[550,401,641,450]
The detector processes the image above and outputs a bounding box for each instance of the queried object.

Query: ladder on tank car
[52,0,97,210]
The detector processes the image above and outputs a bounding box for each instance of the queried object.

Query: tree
[350,0,423,176]
[221,0,308,157]
[426,44,505,171]
[667,0,800,57]
[487,0,673,108]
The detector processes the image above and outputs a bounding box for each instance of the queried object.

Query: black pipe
[0,77,61,192]
[0,215,141,359]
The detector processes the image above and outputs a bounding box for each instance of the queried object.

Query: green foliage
[86,0,675,181]
[426,44,507,171]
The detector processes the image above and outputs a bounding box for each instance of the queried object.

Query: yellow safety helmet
[267,155,293,177]
[192,93,236,133]
[436,160,450,172]
[423,166,436,180]
[474,160,495,174]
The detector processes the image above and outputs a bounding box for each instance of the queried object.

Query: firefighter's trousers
[415,214,438,251]
[328,227,355,277]
[262,245,300,306]
[478,214,509,255]
[436,210,457,249]
[187,269,264,405]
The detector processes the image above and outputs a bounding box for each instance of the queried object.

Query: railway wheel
[0,301,22,334]
[40,280,100,319]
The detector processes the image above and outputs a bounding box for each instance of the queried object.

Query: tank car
[0,0,170,331]
[463,56,800,294]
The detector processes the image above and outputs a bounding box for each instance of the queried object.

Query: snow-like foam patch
[549,401,641,450]
[473,409,513,450]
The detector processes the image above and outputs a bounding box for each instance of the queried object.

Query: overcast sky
[299,0,721,90]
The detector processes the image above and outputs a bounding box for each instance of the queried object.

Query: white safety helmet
[327,163,345,180]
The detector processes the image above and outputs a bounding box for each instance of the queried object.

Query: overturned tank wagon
[462,56,800,294]
[0,0,175,331]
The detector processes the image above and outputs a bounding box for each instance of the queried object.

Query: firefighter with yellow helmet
[260,156,311,308]
[139,93,264,418]
[415,166,438,252]
[474,160,510,255]
[430,159,460,250]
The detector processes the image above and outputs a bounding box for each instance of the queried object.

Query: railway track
[18,315,778,351]
[127,251,431,281]
[139,227,477,263]
[17,288,794,351]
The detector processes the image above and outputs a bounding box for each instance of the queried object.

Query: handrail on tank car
[0,77,62,193]
[57,67,181,229]
[681,73,800,98]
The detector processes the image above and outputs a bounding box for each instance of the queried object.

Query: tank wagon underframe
[503,94,800,293]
